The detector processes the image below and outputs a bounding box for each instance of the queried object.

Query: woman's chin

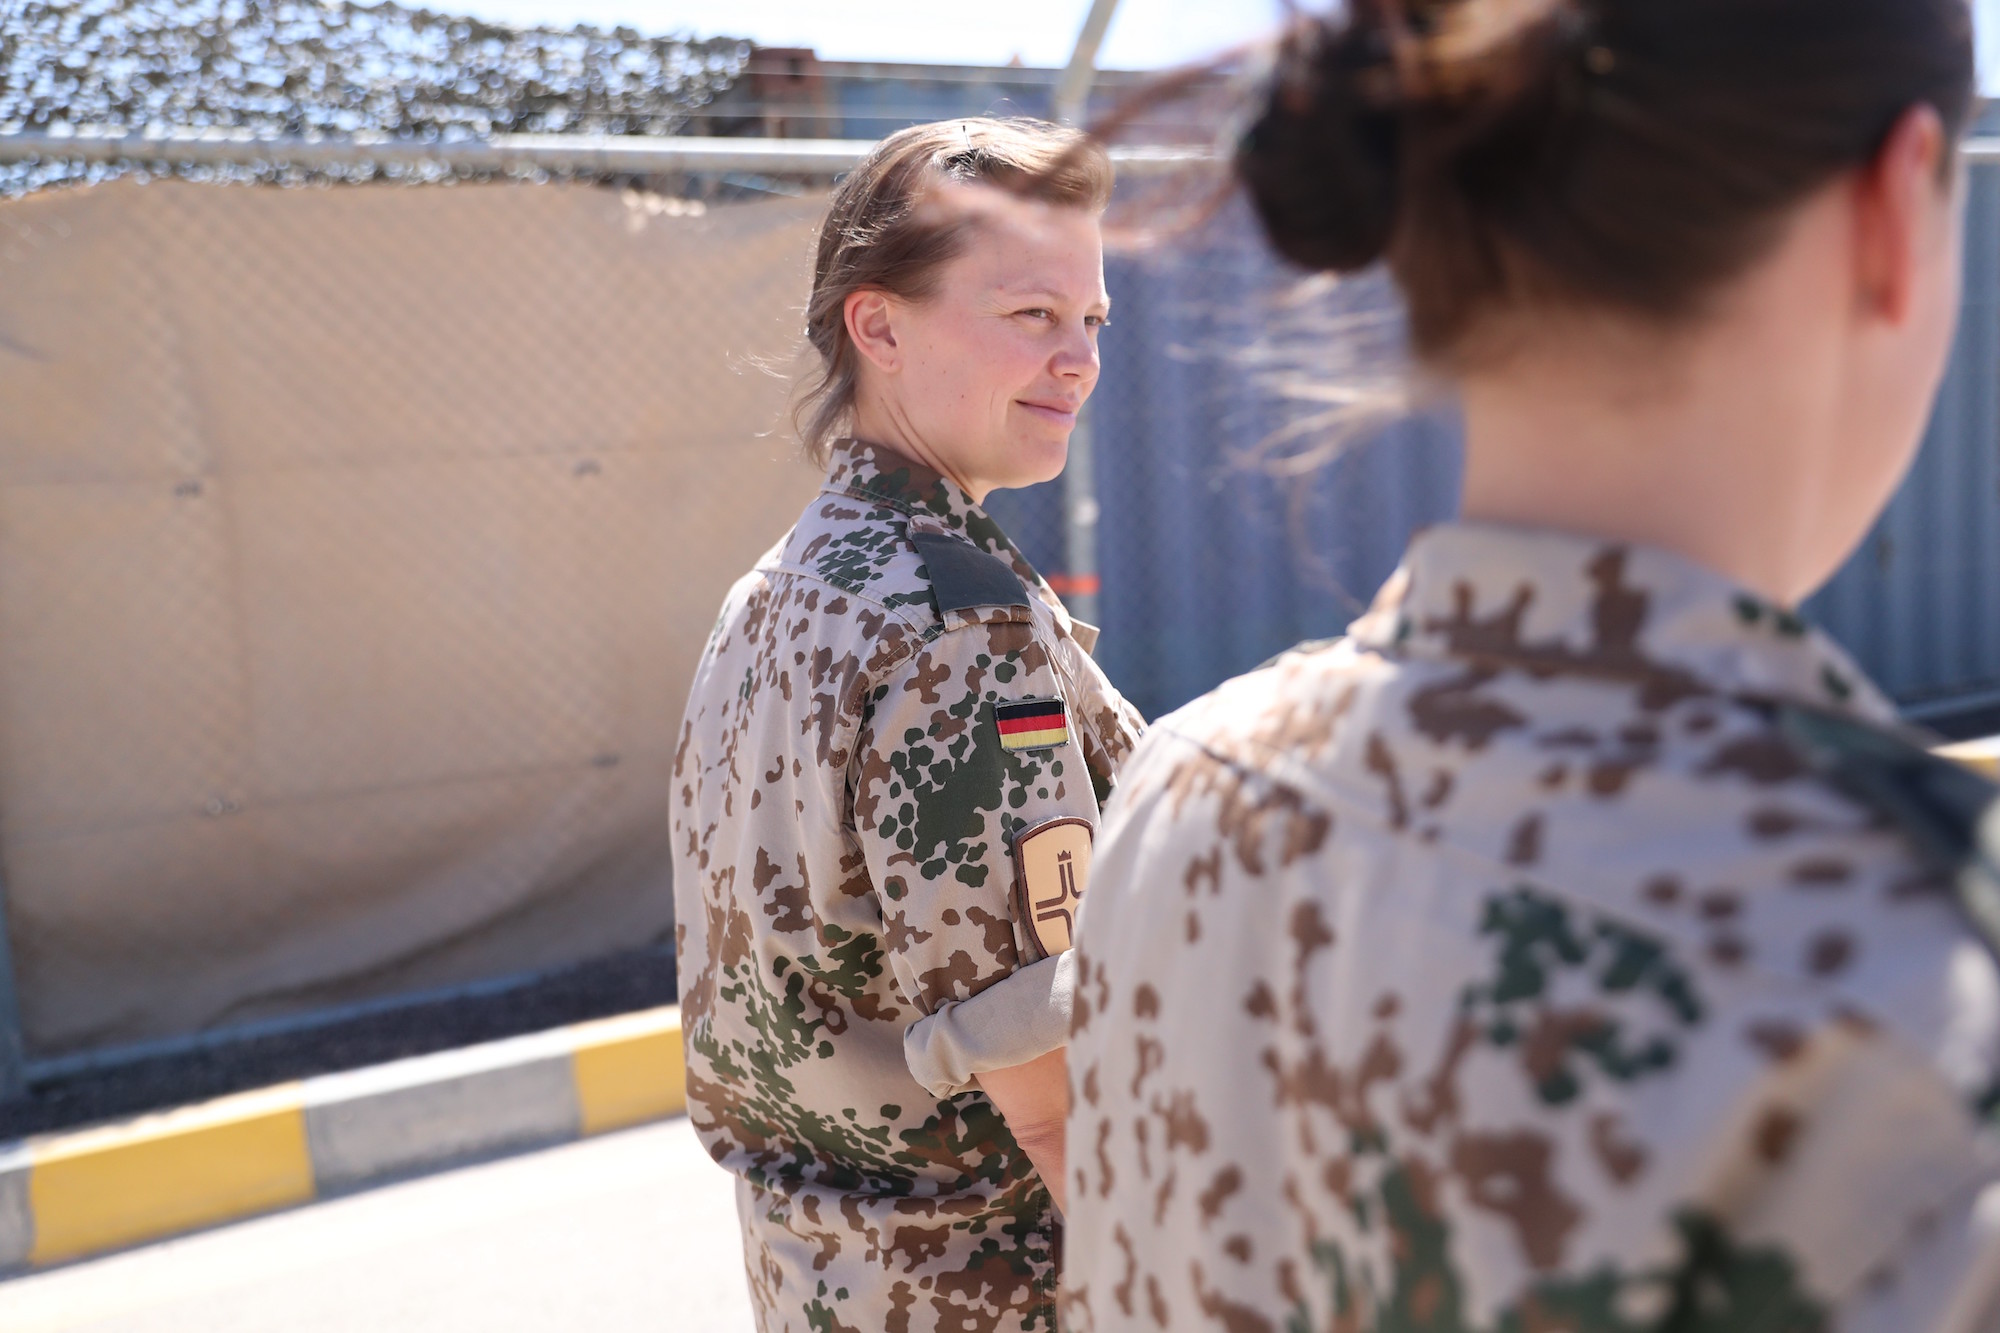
[991,441,1070,494]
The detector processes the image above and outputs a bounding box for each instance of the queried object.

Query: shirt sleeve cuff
[902,952,1075,1099]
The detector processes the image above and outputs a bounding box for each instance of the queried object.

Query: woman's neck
[849,399,988,505]
[1456,298,1843,608]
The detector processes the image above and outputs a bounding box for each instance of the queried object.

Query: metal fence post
[1053,0,1121,638]
[1064,403,1104,628]
[0,864,26,1102]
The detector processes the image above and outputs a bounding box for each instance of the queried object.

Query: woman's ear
[845,290,902,374]
[1853,104,1950,326]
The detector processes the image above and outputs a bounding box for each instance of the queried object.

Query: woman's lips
[1017,400,1079,427]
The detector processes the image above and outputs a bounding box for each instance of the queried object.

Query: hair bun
[1237,15,1402,274]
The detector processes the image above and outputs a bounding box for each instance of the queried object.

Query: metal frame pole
[0,130,1205,176]
[1052,0,1123,128]
[0,861,27,1102]
[1063,406,1104,628]
[1053,0,1122,632]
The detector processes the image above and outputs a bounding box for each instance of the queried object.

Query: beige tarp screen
[0,178,826,1056]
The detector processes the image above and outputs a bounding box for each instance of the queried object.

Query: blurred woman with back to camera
[670,118,1143,1333]
[1064,2,2000,1330]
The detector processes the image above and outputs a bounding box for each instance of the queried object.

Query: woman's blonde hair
[795,117,1114,466]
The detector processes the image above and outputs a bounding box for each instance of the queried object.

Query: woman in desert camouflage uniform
[1066,3,2000,1331]
[672,120,1142,1333]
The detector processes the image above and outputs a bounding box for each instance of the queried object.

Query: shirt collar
[822,437,1015,558]
[1348,522,1898,724]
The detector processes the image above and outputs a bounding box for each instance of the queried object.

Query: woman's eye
[1019,308,1054,321]
[1086,315,1110,329]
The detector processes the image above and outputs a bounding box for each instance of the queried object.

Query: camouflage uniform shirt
[1065,523,2000,1333]
[673,438,1143,1332]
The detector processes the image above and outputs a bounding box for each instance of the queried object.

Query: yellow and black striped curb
[1940,737,2000,780]
[0,1005,685,1270]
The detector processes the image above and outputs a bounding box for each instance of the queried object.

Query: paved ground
[0,1118,752,1332]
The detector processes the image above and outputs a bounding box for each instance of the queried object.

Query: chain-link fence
[0,149,837,1081]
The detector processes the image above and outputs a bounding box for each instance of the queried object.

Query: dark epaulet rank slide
[1011,817,1092,961]
[1775,704,2000,957]
[908,528,1030,614]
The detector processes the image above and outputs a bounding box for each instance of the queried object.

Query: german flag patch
[994,697,1070,752]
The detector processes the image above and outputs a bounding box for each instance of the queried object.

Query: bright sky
[453,0,2000,87]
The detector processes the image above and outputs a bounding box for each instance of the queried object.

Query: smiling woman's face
[847,186,1109,501]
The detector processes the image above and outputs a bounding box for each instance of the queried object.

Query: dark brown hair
[1237,0,1976,364]
[795,118,1114,464]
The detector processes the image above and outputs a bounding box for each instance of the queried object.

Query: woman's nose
[1051,323,1100,379]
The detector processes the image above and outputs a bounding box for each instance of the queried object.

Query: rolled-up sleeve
[1764,1035,2000,1333]
[1683,1012,2000,1333]
[903,952,1077,1098]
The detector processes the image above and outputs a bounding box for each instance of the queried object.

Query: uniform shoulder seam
[763,565,958,704]
[765,562,941,638]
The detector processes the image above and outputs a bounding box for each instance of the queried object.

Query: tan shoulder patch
[1011,817,1093,961]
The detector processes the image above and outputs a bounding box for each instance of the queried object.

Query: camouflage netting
[0,0,750,194]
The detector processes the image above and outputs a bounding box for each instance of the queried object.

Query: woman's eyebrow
[997,285,1113,310]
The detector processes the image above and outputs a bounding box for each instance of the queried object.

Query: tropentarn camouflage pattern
[674,438,1142,1332]
[1065,523,2000,1333]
